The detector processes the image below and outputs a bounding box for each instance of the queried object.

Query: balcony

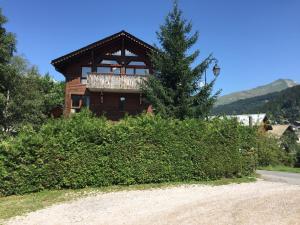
[87,73,147,93]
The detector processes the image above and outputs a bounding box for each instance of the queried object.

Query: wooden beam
[91,50,96,72]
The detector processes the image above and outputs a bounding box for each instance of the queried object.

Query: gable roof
[51,30,155,66]
[267,125,292,138]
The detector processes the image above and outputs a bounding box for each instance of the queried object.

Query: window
[112,50,121,56]
[126,68,135,75]
[81,67,91,84]
[100,59,119,64]
[97,67,111,73]
[82,96,90,108]
[119,96,126,111]
[105,50,121,56]
[82,67,92,78]
[112,67,121,74]
[128,61,146,66]
[71,95,81,108]
[125,49,138,57]
[135,68,149,75]
[71,95,90,113]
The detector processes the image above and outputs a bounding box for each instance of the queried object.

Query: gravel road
[5,180,300,225]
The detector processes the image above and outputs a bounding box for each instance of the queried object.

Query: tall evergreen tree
[142,1,220,119]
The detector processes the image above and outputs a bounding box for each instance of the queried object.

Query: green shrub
[296,144,300,166]
[256,134,283,166]
[279,130,299,166]
[0,111,258,196]
[255,132,296,167]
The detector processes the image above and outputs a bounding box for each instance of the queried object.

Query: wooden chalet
[51,31,154,120]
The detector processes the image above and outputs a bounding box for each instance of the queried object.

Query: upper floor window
[97,67,111,73]
[125,68,135,75]
[135,68,149,75]
[82,67,91,77]
[97,66,121,74]
[100,59,119,65]
[97,59,121,74]
[112,67,121,74]
[81,67,91,84]
[128,61,146,66]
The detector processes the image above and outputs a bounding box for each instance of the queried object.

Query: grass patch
[259,165,300,173]
[0,176,255,221]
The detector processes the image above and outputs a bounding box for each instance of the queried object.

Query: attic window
[128,61,146,66]
[112,50,121,56]
[125,49,138,57]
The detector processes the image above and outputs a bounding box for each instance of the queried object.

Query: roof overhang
[51,30,155,71]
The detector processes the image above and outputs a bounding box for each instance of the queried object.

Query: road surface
[257,170,300,185]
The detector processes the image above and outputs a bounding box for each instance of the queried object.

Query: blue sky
[1,0,299,95]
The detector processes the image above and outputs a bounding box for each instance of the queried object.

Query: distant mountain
[215,79,297,106]
[212,85,300,123]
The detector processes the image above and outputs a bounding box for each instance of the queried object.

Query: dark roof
[51,30,155,66]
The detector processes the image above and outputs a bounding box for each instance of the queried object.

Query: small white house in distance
[210,113,272,131]
[226,114,268,126]
[294,121,300,143]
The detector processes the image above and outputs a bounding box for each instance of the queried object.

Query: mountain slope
[215,79,297,106]
[212,85,300,123]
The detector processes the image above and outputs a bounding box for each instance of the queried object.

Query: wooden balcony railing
[87,73,147,93]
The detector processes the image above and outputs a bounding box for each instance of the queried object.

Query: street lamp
[204,59,220,85]
[213,63,220,76]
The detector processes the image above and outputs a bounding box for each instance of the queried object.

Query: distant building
[293,121,300,143]
[210,113,272,132]
[267,125,295,139]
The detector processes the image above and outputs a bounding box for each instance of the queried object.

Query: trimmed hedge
[0,111,257,196]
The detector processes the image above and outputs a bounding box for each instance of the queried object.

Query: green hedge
[0,111,258,196]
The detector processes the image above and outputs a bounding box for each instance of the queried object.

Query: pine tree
[142,1,220,119]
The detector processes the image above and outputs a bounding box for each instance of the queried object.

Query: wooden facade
[51,31,154,120]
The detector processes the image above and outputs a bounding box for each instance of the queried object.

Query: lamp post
[203,59,220,120]
[204,59,220,85]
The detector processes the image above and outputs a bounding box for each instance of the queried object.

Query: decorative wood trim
[51,30,155,66]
